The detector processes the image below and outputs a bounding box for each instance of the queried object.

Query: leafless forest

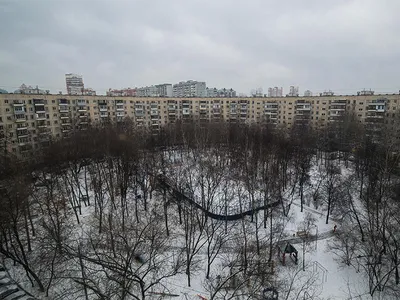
[1,116,400,299]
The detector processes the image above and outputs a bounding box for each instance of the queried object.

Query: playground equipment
[277,243,298,265]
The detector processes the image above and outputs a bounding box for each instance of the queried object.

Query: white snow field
[2,151,391,300]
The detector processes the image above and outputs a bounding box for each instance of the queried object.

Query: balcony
[78,107,87,112]
[99,105,108,112]
[329,110,345,116]
[14,108,26,114]
[60,113,70,119]
[116,105,124,111]
[330,105,346,111]
[182,109,190,115]
[264,103,278,110]
[265,111,278,116]
[18,138,28,146]
[37,121,47,128]
[100,112,108,118]
[150,110,158,116]
[33,99,45,105]
[59,99,69,105]
[35,106,46,113]
[331,100,347,106]
[16,125,28,131]
[367,105,385,113]
[36,113,46,120]
[77,100,86,106]
[14,114,26,122]
[135,111,144,117]
[296,104,311,111]
[98,100,107,105]
[12,101,25,106]
[37,127,50,134]
[59,106,69,112]
[366,113,384,119]
[79,114,87,118]
[17,130,29,138]
[116,112,124,117]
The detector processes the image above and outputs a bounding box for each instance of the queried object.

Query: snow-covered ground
[3,153,383,300]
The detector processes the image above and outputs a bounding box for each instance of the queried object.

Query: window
[6,108,9,112]
[8,124,12,129]
[52,100,55,103]
[53,107,56,111]
[5,100,8,104]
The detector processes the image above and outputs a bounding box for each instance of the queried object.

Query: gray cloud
[1,0,400,95]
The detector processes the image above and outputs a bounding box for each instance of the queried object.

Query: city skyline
[1,1,400,95]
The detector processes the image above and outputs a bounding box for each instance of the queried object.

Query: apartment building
[14,84,48,95]
[65,73,84,95]
[287,86,299,97]
[304,90,313,97]
[173,80,207,97]
[156,84,173,97]
[268,87,283,97]
[134,84,173,97]
[206,87,236,98]
[107,88,137,97]
[0,92,400,157]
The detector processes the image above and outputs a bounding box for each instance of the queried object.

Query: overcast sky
[1,0,400,95]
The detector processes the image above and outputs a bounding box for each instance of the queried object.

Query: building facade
[65,74,84,95]
[0,92,399,157]
[207,87,236,98]
[14,84,48,95]
[287,86,299,97]
[268,87,283,97]
[107,88,137,97]
[304,90,313,97]
[173,80,206,97]
[156,84,173,97]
